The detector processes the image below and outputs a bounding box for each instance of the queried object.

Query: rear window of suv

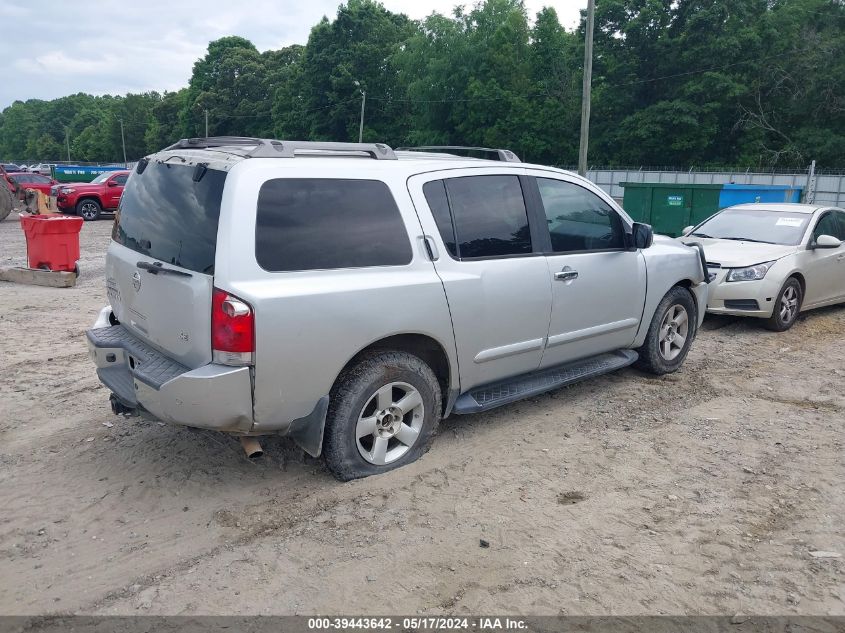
[255,178,412,272]
[113,161,226,274]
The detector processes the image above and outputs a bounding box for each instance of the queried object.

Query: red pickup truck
[56,170,130,220]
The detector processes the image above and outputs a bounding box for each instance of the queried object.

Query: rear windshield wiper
[137,261,192,277]
[721,237,776,244]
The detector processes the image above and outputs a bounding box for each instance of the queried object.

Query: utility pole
[804,159,817,204]
[119,118,127,166]
[204,109,209,138]
[65,128,71,162]
[578,0,596,177]
[354,81,366,143]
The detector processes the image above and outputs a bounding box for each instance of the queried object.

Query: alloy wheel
[779,285,799,324]
[80,202,98,220]
[355,381,424,465]
[658,304,689,361]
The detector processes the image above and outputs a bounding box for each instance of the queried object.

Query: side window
[834,211,845,241]
[422,180,457,257]
[537,178,625,252]
[813,212,844,241]
[443,175,532,258]
[255,178,412,272]
[113,174,128,186]
[33,175,50,184]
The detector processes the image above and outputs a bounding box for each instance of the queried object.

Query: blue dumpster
[718,184,802,208]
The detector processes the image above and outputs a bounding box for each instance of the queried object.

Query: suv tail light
[212,287,254,366]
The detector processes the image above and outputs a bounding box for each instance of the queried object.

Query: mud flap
[287,396,330,457]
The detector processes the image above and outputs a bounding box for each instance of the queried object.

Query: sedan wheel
[779,285,799,323]
[765,277,802,332]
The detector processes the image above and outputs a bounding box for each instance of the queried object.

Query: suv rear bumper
[86,317,254,433]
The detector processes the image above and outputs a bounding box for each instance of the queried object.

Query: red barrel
[19,213,84,272]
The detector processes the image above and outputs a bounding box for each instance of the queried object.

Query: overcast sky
[0,0,586,110]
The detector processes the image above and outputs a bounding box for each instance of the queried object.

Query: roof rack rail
[398,146,521,163]
[165,137,397,160]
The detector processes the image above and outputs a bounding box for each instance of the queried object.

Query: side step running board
[452,349,638,415]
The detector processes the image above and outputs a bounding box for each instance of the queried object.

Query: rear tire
[764,277,802,332]
[635,286,697,375]
[77,198,101,221]
[323,351,441,481]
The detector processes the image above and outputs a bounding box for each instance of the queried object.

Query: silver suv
[87,138,709,480]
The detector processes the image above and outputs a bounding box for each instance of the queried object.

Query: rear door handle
[554,269,579,281]
[421,235,439,261]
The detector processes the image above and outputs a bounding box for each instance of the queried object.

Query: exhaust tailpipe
[240,436,263,459]
[109,394,137,417]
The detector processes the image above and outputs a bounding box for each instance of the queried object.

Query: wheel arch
[76,194,102,204]
[672,278,700,320]
[336,333,454,417]
[788,271,806,297]
[633,277,701,348]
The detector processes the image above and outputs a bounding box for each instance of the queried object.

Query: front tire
[635,286,696,375]
[76,198,101,221]
[323,351,441,481]
[764,277,802,331]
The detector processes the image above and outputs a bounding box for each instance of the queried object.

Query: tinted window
[692,209,810,245]
[255,179,412,272]
[113,161,225,274]
[31,174,51,184]
[813,212,845,241]
[422,180,457,257]
[113,174,128,186]
[444,175,532,258]
[537,178,625,252]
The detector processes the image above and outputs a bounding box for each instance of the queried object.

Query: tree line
[0,0,842,169]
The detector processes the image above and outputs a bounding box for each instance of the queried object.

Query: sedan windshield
[691,209,810,245]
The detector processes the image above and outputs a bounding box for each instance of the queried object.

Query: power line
[364,50,806,107]
[773,2,845,18]
[607,50,798,88]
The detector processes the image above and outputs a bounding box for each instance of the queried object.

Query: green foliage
[0,0,842,168]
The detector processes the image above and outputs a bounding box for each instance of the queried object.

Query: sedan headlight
[726,261,775,282]
[60,187,75,194]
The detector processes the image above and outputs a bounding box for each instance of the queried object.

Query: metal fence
[580,167,844,207]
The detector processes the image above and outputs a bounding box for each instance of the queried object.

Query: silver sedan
[681,203,845,331]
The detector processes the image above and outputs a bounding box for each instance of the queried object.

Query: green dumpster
[620,183,723,237]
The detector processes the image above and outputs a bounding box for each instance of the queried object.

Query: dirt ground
[0,210,842,617]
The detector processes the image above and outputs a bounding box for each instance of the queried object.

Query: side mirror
[812,234,842,249]
[630,222,654,250]
[681,225,694,236]
[107,180,118,187]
